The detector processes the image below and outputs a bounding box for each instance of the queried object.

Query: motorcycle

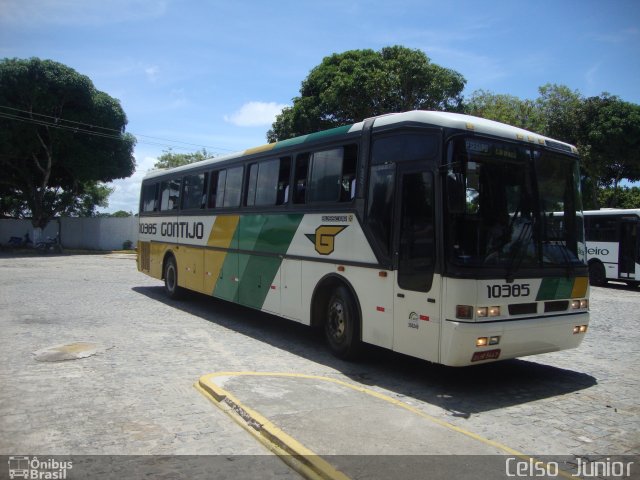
[35,232,63,253]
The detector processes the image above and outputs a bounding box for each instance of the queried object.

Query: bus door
[392,165,441,362]
[619,219,638,280]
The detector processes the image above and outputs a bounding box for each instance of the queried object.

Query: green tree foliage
[267,46,466,142]
[577,94,640,190]
[598,187,640,209]
[535,84,583,143]
[0,58,136,228]
[153,148,213,169]
[110,210,133,217]
[465,89,543,131]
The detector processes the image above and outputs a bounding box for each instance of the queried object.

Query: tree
[267,46,466,142]
[153,148,213,169]
[535,84,583,144]
[465,89,544,132]
[576,94,640,191]
[110,210,133,217]
[0,58,136,230]
[598,186,640,208]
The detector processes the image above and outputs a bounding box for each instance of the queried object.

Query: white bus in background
[584,209,640,287]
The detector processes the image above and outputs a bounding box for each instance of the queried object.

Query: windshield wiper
[505,219,533,282]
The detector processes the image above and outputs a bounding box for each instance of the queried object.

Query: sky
[1,0,639,213]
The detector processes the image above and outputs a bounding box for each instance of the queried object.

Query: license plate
[471,349,501,362]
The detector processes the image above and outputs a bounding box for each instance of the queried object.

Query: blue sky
[1,0,639,213]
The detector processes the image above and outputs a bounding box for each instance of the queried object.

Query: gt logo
[305,225,347,255]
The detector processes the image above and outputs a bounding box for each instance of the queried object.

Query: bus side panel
[175,246,204,293]
[280,259,302,320]
[210,215,240,302]
[298,261,395,349]
[149,242,168,279]
[350,267,394,349]
[586,241,619,280]
[237,214,303,312]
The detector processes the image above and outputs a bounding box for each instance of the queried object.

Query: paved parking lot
[0,253,638,477]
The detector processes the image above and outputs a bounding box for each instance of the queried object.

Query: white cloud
[145,65,160,83]
[224,101,288,127]
[585,62,601,88]
[99,155,158,213]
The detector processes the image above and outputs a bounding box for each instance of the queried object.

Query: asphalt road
[0,252,638,479]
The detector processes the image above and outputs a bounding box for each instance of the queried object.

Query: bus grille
[544,300,569,313]
[140,242,151,271]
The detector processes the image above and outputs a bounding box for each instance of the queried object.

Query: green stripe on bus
[273,125,353,150]
[536,277,575,301]
[213,214,304,308]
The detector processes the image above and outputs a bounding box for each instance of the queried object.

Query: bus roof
[142,110,578,180]
[584,208,640,217]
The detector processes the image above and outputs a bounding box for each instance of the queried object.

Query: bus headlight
[571,299,589,310]
[488,306,501,317]
[573,325,588,334]
[477,307,488,318]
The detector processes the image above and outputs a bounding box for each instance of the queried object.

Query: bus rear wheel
[589,261,607,287]
[164,255,184,299]
[324,285,361,360]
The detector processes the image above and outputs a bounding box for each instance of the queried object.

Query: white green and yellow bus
[137,111,590,366]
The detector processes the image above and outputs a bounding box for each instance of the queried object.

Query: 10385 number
[486,284,530,299]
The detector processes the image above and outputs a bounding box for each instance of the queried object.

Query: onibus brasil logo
[8,456,72,479]
[305,225,348,255]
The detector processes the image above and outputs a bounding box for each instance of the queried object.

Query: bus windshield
[445,136,586,273]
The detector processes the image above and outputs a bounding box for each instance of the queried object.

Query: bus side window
[340,145,358,202]
[223,166,243,207]
[308,148,343,203]
[293,153,309,204]
[141,182,159,212]
[160,178,181,211]
[207,171,219,209]
[277,157,291,205]
[217,170,227,207]
[181,172,207,210]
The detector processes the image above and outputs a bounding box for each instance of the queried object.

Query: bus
[137,110,590,367]
[584,208,640,287]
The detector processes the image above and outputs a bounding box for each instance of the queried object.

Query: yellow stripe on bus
[204,216,240,293]
[571,277,589,298]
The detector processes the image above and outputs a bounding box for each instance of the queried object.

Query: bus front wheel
[164,255,184,299]
[324,285,361,360]
[589,261,607,287]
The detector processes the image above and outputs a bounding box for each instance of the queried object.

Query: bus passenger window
[216,170,227,208]
[223,166,243,207]
[340,144,358,202]
[141,183,159,212]
[293,153,309,204]
[208,171,220,208]
[276,157,291,205]
[181,172,207,210]
[160,178,181,211]
[308,148,342,203]
[245,163,259,206]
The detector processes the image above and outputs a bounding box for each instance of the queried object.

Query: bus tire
[589,261,607,286]
[324,285,361,360]
[164,255,184,300]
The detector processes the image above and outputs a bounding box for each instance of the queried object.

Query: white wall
[0,217,139,250]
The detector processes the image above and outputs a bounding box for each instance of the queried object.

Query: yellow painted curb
[197,372,576,480]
